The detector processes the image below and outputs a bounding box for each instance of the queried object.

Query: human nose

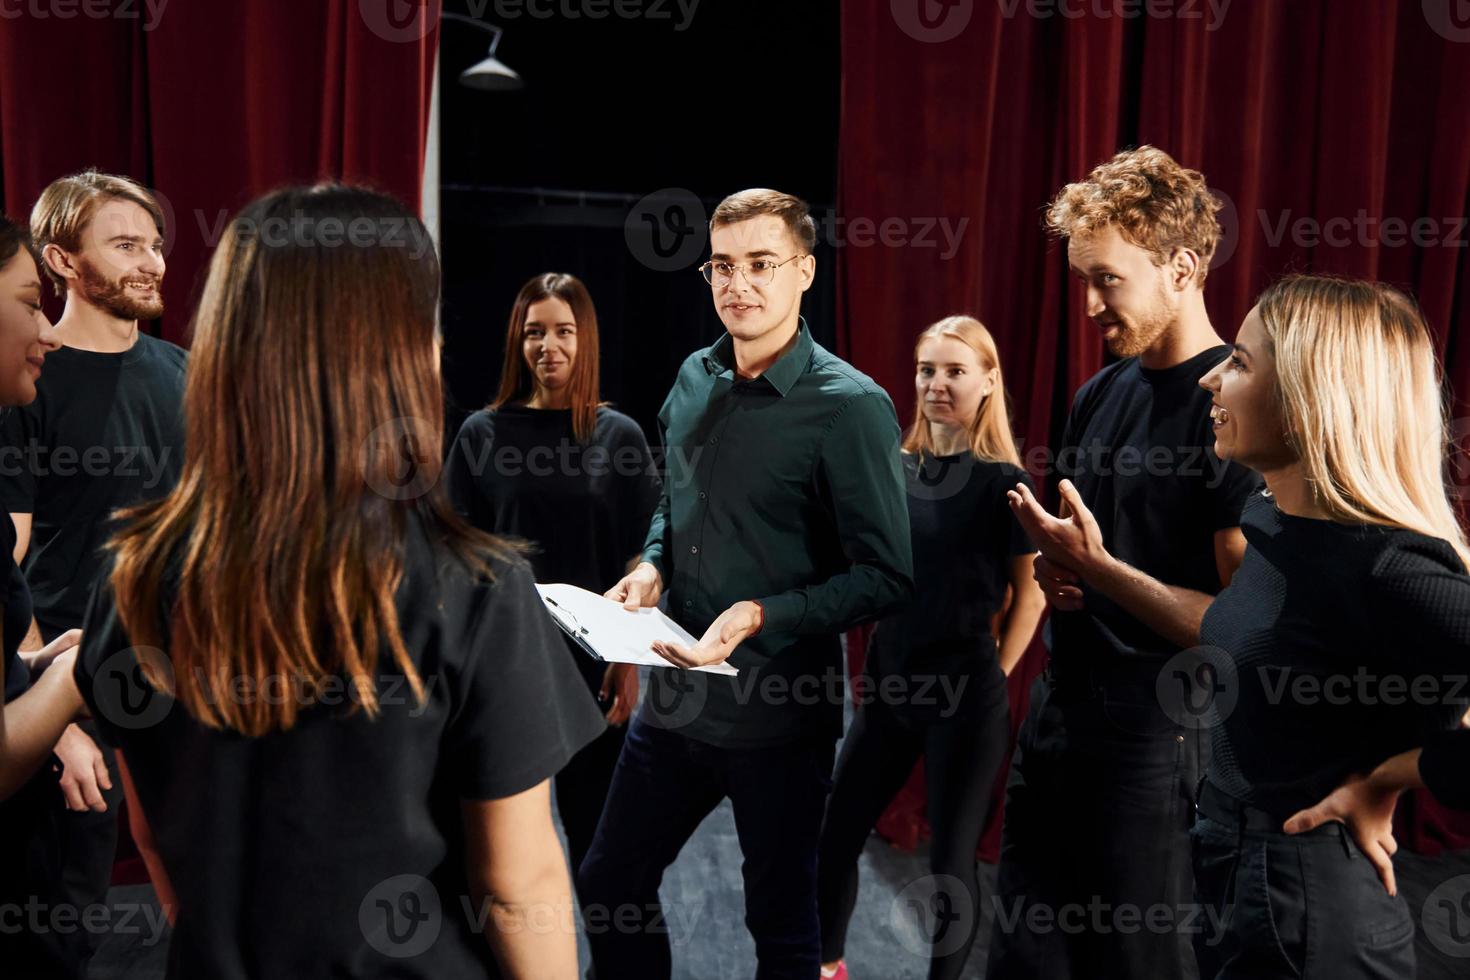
[1199,358,1224,392]
[37,313,60,351]
[1085,284,1106,319]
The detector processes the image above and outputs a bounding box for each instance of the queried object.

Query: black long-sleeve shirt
[1199,491,1470,815]
[640,319,914,747]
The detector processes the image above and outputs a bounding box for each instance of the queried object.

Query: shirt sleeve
[755,390,914,635]
[445,413,495,530]
[72,567,171,747]
[617,419,662,567]
[1005,469,1038,556]
[1372,536,1470,743]
[639,404,675,583]
[445,559,606,800]
[1419,728,1470,811]
[0,402,40,516]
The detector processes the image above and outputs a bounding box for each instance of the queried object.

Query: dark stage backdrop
[841,0,1470,859]
[0,0,439,344]
[435,0,841,443]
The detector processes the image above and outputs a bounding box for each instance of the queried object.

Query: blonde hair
[30,170,165,295]
[902,316,1022,467]
[1259,274,1470,570]
[1046,145,1222,287]
[711,188,817,253]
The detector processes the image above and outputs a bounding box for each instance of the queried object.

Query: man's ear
[41,243,79,288]
[798,252,816,294]
[1168,247,1201,290]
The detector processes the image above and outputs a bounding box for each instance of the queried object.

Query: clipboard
[536,583,739,676]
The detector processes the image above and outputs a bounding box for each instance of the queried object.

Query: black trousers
[817,687,1010,980]
[1191,781,1416,979]
[554,710,626,893]
[986,671,1206,980]
[0,717,120,979]
[577,713,835,980]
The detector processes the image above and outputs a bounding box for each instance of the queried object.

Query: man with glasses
[577,188,914,979]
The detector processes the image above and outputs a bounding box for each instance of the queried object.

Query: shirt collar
[702,318,813,398]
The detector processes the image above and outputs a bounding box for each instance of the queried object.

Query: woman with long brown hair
[446,271,659,897]
[55,186,604,979]
[816,316,1046,980]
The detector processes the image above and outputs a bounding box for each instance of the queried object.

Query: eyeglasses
[698,255,804,288]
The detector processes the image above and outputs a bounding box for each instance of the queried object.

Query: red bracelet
[750,600,764,637]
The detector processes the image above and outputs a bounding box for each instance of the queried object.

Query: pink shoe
[819,963,848,980]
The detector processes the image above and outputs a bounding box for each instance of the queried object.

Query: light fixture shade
[460,56,522,91]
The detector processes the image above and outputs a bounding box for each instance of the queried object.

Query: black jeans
[1191,781,1416,979]
[577,713,835,980]
[986,670,1206,980]
[817,688,1010,980]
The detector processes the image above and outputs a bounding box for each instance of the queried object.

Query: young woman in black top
[1013,274,1470,978]
[0,215,76,786]
[33,188,604,979]
[446,272,660,891]
[816,316,1045,980]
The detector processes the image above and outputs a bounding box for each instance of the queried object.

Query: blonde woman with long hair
[1012,274,1470,978]
[816,316,1045,980]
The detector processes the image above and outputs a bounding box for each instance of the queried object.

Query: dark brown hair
[108,185,512,736]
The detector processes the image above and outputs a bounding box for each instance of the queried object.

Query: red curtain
[0,0,440,344]
[0,0,439,881]
[840,0,1470,860]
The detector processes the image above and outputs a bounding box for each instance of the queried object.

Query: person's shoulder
[455,408,498,440]
[139,333,188,365]
[1369,526,1469,583]
[595,405,648,442]
[807,342,888,400]
[1073,357,1138,405]
[978,457,1029,484]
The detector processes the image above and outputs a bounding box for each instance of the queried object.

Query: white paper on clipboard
[535,583,739,676]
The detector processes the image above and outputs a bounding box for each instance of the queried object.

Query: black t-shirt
[0,335,186,640]
[1049,346,1261,664]
[0,495,31,703]
[865,453,1034,718]
[445,405,661,691]
[1199,492,1470,815]
[73,515,606,980]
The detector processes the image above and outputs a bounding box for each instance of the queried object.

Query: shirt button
[709,436,719,445]
[684,600,693,608]
[690,545,699,555]
[698,491,708,500]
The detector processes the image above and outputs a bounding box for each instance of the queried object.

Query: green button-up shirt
[640,319,914,747]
